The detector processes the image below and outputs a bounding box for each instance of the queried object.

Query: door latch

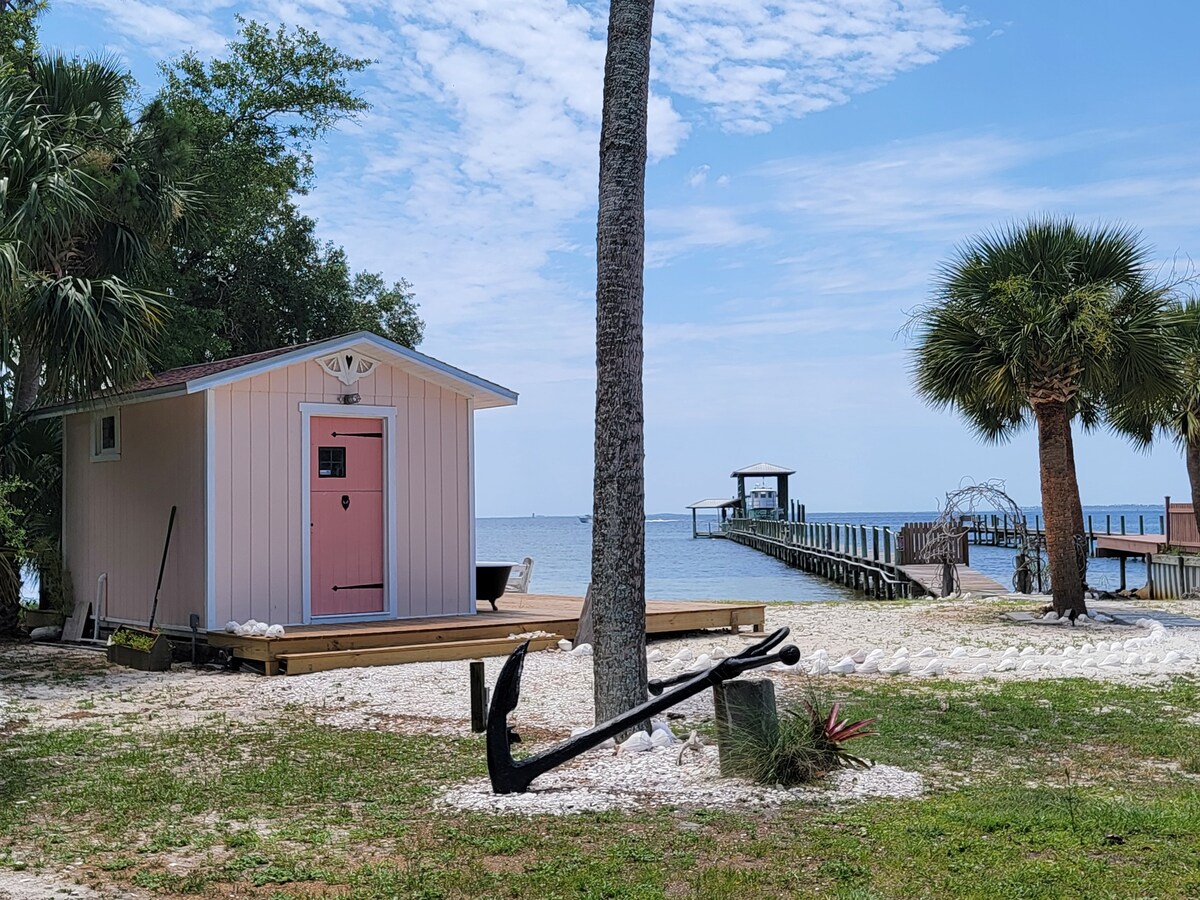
[341,495,350,510]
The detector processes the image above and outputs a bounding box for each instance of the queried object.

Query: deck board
[208,594,766,674]
[898,565,1008,596]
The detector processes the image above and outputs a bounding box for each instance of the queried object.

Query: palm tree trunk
[14,346,41,414]
[590,0,654,730]
[0,553,20,637]
[1187,438,1200,541]
[1033,400,1087,616]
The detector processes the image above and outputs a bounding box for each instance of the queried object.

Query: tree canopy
[148,18,423,366]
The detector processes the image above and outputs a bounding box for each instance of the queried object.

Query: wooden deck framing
[207,594,766,675]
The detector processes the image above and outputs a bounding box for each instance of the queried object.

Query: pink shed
[48,332,517,633]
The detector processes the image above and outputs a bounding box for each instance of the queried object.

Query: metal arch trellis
[918,479,1051,596]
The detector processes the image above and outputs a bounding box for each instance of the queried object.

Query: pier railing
[731,518,902,565]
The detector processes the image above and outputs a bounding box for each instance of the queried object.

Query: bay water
[477,506,1162,602]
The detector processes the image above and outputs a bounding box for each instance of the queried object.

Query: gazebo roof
[730,462,795,478]
[687,498,741,509]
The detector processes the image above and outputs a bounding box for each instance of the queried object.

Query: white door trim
[300,402,398,624]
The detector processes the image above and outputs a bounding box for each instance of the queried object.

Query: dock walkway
[898,564,1007,596]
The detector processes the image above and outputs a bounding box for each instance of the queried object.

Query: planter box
[22,609,66,631]
[107,628,172,671]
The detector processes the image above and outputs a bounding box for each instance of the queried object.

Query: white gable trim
[186,332,517,409]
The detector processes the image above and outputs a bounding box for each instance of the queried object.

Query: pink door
[310,416,385,617]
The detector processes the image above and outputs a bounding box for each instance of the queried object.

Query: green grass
[2,677,1200,898]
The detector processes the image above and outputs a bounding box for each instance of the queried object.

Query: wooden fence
[897,522,969,567]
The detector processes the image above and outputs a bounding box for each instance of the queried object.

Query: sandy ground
[5,596,1199,742]
[2,594,1199,892]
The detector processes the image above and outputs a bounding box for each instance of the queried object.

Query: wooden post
[1106,513,1111,535]
[1087,514,1093,538]
[1139,514,1144,535]
[691,508,698,539]
[1119,555,1127,592]
[470,660,489,733]
[1165,496,1172,546]
[713,679,778,776]
[1120,515,1126,535]
[884,529,892,564]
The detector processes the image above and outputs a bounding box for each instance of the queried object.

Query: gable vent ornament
[317,350,379,387]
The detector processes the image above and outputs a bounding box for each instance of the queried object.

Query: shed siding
[212,354,472,625]
[63,393,206,630]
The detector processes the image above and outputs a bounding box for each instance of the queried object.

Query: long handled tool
[147,505,177,632]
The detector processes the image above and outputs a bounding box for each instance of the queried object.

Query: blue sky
[41,1,1200,515]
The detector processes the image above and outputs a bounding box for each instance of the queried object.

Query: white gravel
[437,744,923,815]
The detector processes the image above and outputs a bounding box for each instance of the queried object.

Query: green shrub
[726,693,877,786]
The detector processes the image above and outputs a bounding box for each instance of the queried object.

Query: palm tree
[1109,299,1200,538]
[590,0,655,727]
[0,54,193,633]
[910,217,1180,616]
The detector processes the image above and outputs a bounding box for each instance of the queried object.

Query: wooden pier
[723,519,1006,599]
[965,511,1164,555]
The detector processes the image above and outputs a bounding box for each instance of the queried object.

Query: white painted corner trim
[299,402,399,625]
[205,390,217,631]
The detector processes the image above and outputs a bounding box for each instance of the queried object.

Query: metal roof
[730,462,795,477]
[687,498,741,509]
[32,331,519,418]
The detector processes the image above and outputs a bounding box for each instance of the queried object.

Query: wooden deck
[898,564,1008,596]
[207,594,766,675]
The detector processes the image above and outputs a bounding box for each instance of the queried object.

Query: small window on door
[318,446,346,478]
[90,410,120,461]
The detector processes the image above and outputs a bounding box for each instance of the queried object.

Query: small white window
[91,410,121,461]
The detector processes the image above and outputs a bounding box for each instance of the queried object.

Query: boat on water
[578,514,592,523]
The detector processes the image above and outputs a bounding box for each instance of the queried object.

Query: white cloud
[61,0,228,55]
[653,0,973,132]
[687,164,710,187]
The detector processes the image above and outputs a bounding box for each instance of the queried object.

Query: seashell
[1042,610,1061,622]
[570,643,594,658]
[1020,660,1039,671]
[1100,654,1123,667]
[949,647,968,658]
[224,621,240,633]
[1075,614,1090,624]
[244,619,258,628]
[251,622,269,636]
[855,659,880,674]
[235,624,251,636]
[1125,654,1143,666]
[1081,657,1098,668]
[915,647,936,658]
[709,647,728,660]
[1162,651,1182,664]
[650,727,677,748]
[1020,647,1037,657]
[647,648,665,662]
[830,656,856,675]
[1060,660,1079,670]
[558,639,574,652]
[969,663,990,674]
[995,659,1017,672]
[618,731,654,753]
[1143,652,1160,663]
[808,660,830,676]
[674,648,695,663]
[265,624,285,638]
[691,653,712,670]
[1093,613,1115,624]
[1002,647,1019,659]
[880,658,910,675]
[970,648,990,658]
[805,649,829,662]
[918,658,945,676]
[1082,643,1096,654]
[866,648,885,660]
[846,647,866,663]
[893,647,909,658]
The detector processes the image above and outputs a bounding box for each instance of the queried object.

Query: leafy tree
[590,0,654,728]
[0,0,45,71]
[150,19,422,365]
[909,217,1180,616]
